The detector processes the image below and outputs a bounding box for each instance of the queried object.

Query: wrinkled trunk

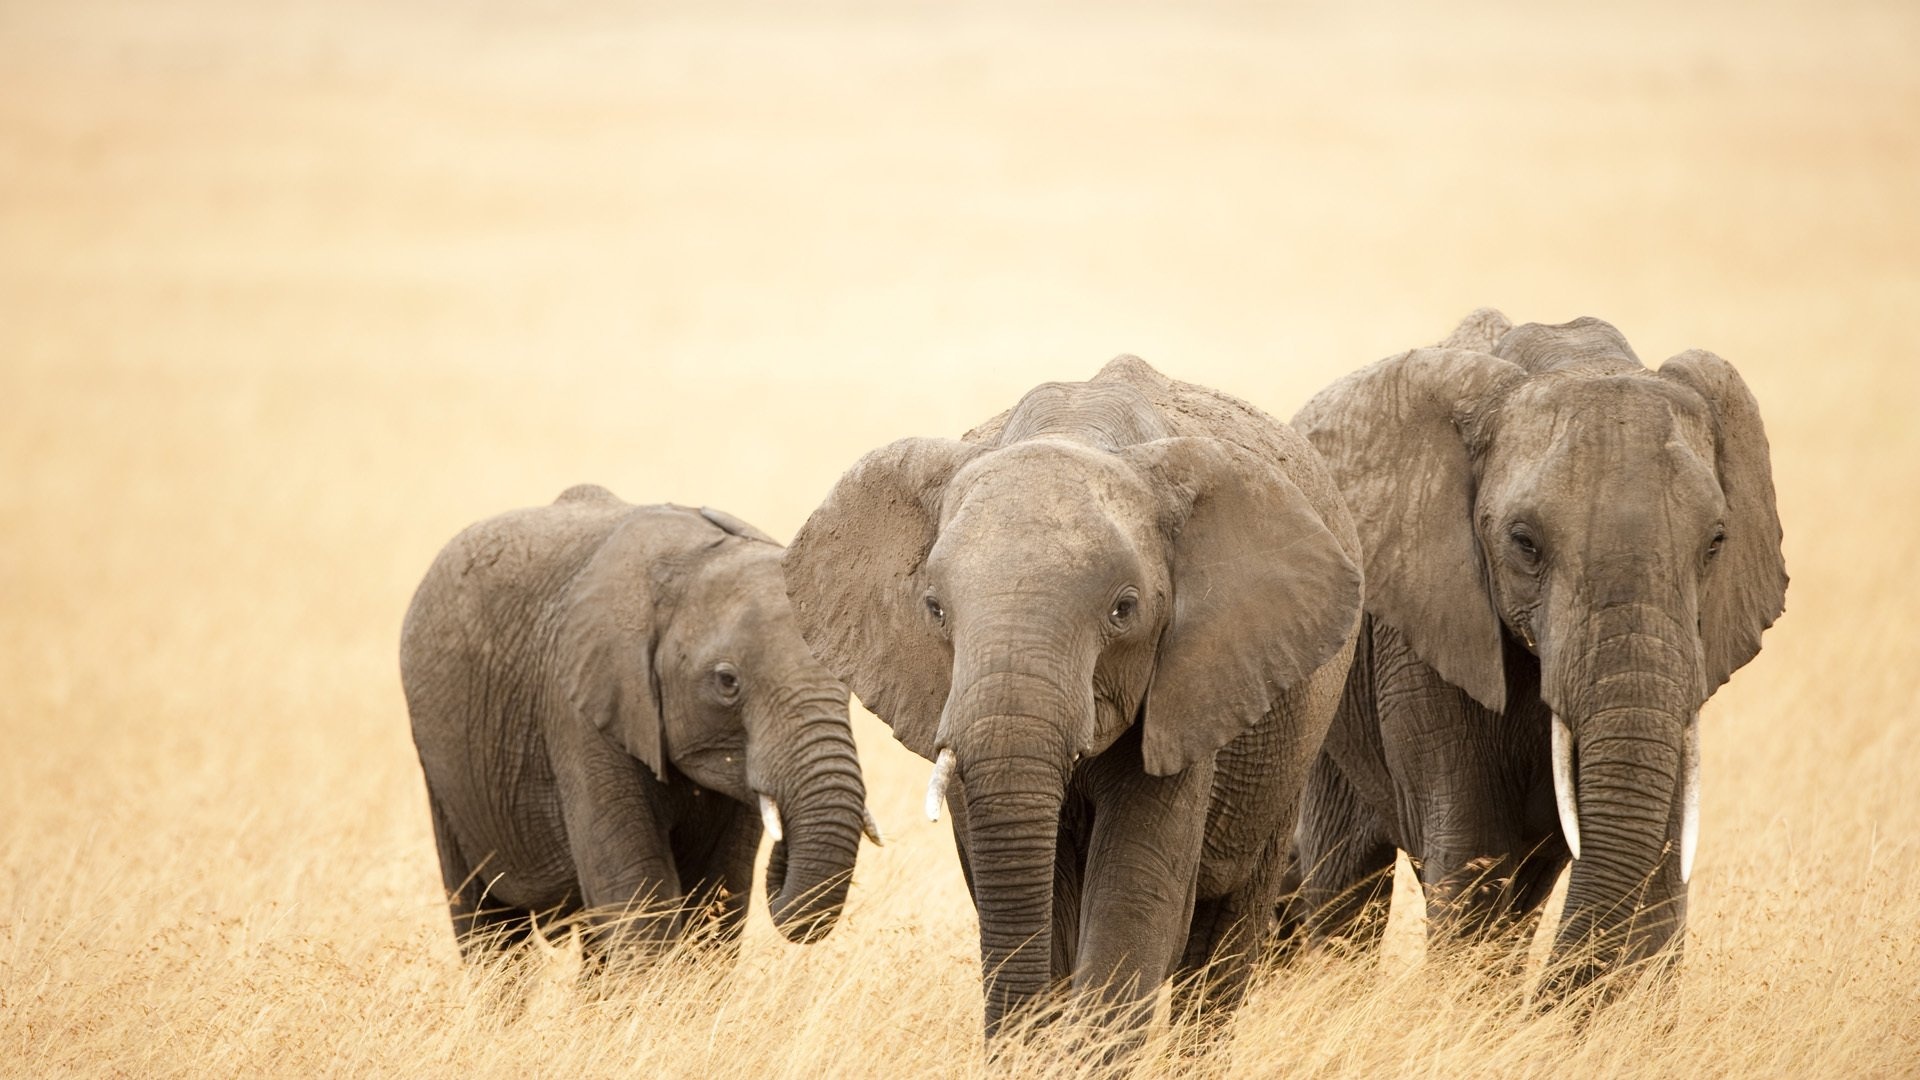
[762,705,867,943]
[946,663,1082,1038]
[1545,600,1695,995]
[961,736,1069,1036]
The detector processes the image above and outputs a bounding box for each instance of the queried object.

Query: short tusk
[861,805,886,846]
[759,794,784,843]
[925,747,956,823]
[1551,713,1582,861]
[1681,713,1701,884]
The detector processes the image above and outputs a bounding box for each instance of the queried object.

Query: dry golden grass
[3,1,1917,1075]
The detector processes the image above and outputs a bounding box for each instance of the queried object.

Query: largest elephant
[1284,309,1786,996]
[785,356,1363,1040]
[401,488,874,964]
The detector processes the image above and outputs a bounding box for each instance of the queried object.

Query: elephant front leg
[1287,750,1399,955]
[554,760,687,970]
[427,788,561,959]
[1072,749,1213,1036]
[1173,829,1291,1028]
[671,797,759,962]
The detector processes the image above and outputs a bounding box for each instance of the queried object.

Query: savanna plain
[3,1,1917,1075]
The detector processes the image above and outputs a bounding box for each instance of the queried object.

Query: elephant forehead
[948,439,1157,513]
[1486,377,1723,523]
[669,547,793,647]
[1499,375,1710,461]
[935,442,1155,573]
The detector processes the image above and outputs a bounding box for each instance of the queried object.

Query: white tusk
[759,794,784,843]
[861,805,886,846]
[1681,714,1701,884]
[926,747,956,823]
[1551,713,1582,861]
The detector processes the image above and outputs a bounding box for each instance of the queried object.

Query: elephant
[1281,309,1786,997]
[784,356,1364,1041]
[400,486,878,965]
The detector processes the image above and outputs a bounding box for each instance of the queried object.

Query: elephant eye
[1508,526,1540,562]
[1706,526,1726,561]
[924,593,946,625]
[713,663,741,701]
[1108,591,1138,626]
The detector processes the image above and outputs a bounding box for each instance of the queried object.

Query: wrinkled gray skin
[401,487,868,962]
[786,357,1363,1041]
[1283,310,1786,997]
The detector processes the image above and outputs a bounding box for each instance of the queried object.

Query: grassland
[3,1,1917,1075]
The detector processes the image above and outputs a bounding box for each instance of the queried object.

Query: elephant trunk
[760,701,867,944]
[930,597,1094,1037]
[958,730,1069,1037]
[1545,599,1697,993]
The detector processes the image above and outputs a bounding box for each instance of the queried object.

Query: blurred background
[3,0,1915,1073]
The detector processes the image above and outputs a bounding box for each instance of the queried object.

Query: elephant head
[1296,312,1786,988]
[558,503,870,942]
[785,382,1361,1032]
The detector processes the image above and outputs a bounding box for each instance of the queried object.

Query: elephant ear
[557,518,668,781]
[1657,349,1788,693]
[1123,437,1363,777]
[784,438,984,760]
[1293,348,1526,712]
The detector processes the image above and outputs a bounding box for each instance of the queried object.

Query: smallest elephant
[401,486,877,964]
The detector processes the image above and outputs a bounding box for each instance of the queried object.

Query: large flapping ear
[1657,349,1788,693]
[1293,347,1526,712]
[783,438,984,760]
[1123,437,1363,777]
[557,519,669,781]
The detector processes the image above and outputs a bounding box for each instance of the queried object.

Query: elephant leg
[670,797,759,959]
[1420,838,1564,952]
[427,787,543,959]
[1052,792,1091,983]
[1171,828,1289,1027]
[552,752,684,968]
[1287,751,1397,954]
[1073,741,1213,1036]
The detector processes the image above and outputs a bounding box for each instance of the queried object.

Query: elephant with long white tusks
[785,355,1364,1046]
[401,489,879,966]
[1280,308,1786,1002]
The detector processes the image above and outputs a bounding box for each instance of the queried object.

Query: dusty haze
[3,0,1916,1075]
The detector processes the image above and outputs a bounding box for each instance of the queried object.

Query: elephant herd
[398,308,1786,1048]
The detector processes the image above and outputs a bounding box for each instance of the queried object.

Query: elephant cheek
[673,747,750,803]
